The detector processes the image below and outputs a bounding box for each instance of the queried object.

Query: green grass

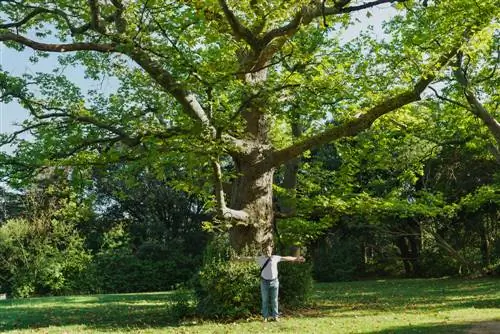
[1,277,499,333]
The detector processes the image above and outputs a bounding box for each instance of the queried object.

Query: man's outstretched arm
[281,256,305,263]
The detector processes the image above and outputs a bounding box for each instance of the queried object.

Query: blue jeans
[260,278,279,319]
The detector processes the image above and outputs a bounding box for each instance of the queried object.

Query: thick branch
[261,0,405,46]
[212,158,249,222]
[265,47,459,172]
[0,31,115,52]
[88,0,103,32]
[0,31,216,138]
[127,49,213,130]
[218,0,258,48]
[250,0,405,70]
[453,63,500,146]
[271,89,422,168]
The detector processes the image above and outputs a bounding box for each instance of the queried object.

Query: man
[237,245,305,322]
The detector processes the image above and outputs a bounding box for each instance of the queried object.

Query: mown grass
[0,277,499,333]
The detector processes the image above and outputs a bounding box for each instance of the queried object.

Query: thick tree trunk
[227,62,275,252]
[229,164,275,251]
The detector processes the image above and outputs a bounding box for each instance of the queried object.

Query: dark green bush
[278,261,313,308]
[312,234,363,281]
[92,246,196,293]
[194,235,260,318]
[418,248,461,277]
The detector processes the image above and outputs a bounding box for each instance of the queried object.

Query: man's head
[263,244,273,257]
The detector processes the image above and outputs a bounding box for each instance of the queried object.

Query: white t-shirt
[257,255,282,280]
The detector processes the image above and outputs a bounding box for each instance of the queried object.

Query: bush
[91,228,201,294]
[0,218,92,297]
[194,235,260,319]
[312,233,363,281]
[279,260,313,308]
[418,248,461,277]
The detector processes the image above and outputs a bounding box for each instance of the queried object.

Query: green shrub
[279,261,313,308]
[418,248,461,277]
[194,236,260,319]
[0,218,92,297]
[92,230,201,294]
[312,234,363,281]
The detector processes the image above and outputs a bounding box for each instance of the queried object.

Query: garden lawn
[0,277,499,333]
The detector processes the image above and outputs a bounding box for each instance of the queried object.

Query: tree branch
[87,0,104,32]
[0,31,217,138]
[127,49,213,132]
[264,46,458,172]
[218,0,258,48]
[453,54,500,146]
[428,86,471,110]
[211,158,249,222]
[0,5,89,34]
[261,0,405,47]
[0,31,115,52]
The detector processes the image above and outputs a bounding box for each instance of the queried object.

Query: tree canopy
[0,0,498,251]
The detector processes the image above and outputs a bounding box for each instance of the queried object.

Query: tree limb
[247,0,405,70]
[0,31,115,52]
[127,49,213,131]
[261,0,405,47]
[218,0,258,48]
[87,0,104,32]
[428,86,471,110]
[212,158,249,222]
[264,47,459,172]
[453,55,500,146]
[0,31,218,139]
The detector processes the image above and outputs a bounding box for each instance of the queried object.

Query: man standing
[237,245,305,322]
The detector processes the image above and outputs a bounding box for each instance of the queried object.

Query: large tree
[0,0,497,251]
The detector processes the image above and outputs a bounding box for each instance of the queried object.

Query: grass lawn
[0,277,499,333]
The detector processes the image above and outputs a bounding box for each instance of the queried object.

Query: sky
[0,4,396,153]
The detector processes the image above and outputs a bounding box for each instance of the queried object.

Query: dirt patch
[467,321,500,334]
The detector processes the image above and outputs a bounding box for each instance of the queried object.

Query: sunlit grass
[1,278,499,333]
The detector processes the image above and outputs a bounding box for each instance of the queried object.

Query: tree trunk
[229,163,275,251]
[479,219,491,267]
[227,62,275,252]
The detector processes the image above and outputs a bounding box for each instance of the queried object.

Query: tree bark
[229,156,275,251]
[479,219,491,267]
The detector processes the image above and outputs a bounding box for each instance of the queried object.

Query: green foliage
[278,261,313,308]
[0,216,92,297]
[312,233,364,282]
[277,216,331,248]
[194,236,261,319]
[418,248,461,278]
[91,226,200,294]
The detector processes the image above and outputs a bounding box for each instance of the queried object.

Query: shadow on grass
[0,291,193,332]
[311,277,500,314]
[366,320,500,334]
